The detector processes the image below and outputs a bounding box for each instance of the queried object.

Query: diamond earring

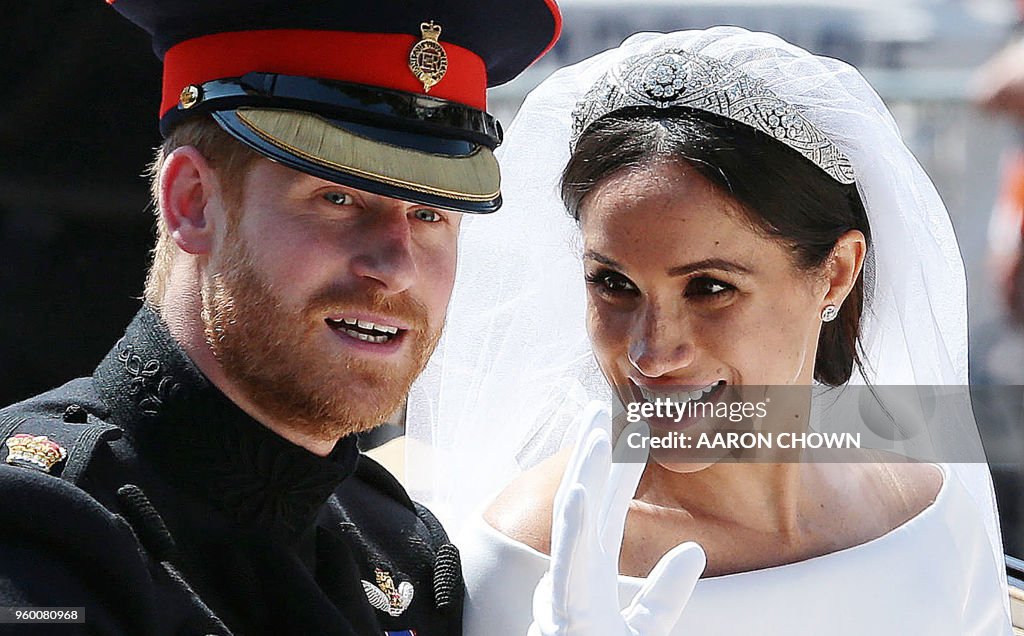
[821,304,839,322]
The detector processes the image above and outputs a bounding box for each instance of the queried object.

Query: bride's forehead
[579,166,750,232]
[584,162,726,202]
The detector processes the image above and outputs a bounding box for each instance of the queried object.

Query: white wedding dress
[460,464,1011,635]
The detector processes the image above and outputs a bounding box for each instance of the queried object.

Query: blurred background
[4,0,1024,553]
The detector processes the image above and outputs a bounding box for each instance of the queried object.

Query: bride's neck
[634,461,816,538]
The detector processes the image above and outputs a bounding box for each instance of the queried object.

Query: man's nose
[349,210,417,294]
[627,303,696,378]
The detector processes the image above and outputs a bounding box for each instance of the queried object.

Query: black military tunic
[0,307,463,635]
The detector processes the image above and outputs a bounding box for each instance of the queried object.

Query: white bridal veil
[405,27,1006,592]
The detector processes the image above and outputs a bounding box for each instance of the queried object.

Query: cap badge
[4,434,67,473]
[362,567,414,617]
[179,85,201,109]
[408,21,448,93]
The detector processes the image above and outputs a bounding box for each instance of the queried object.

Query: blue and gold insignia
[4,434,67,473]
[362,567,414,617]
[408,21,448,93]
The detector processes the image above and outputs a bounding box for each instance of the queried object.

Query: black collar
[94,306,360,540]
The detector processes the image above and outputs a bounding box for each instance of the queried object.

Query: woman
[406,27,1011,633]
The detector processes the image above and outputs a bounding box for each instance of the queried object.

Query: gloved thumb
[621,541,706,635]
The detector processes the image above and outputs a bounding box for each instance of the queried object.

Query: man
[0,1,560,634]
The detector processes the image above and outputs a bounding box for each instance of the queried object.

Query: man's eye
[324,192,354,206]
[414,209,442,223]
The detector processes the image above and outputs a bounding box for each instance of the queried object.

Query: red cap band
[536,0,563,66]
[161,29,488,116]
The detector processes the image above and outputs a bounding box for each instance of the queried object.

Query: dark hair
[561,107,870,386]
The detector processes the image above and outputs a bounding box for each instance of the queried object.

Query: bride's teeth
[378,325,398,335]
[635,380,726,411]
[638,386,695,406]
[343,318,357,326]
[357,319,376,330]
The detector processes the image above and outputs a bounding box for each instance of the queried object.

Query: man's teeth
[341,328,390,344]
[327,317,401,342]
[336,318,399,335]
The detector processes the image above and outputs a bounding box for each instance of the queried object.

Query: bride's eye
[585,269,638,296]
[324,192,354,206]
[686,276,735,298]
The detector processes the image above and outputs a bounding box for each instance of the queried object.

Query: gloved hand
[528,401,706,636]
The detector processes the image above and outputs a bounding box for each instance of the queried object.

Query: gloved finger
[548,483,588,623]
[554,417,612,522]
[622,541,707,636]
[599,419,650,558]
[528,574,555,636]
[580,400,612,438]
[561,431,612,599]
[575,428,612,514]
[553,402,606,514]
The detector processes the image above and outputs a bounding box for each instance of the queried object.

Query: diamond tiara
[571,49,856,185]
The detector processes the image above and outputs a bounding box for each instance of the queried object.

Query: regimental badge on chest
[4,434,67,473]
[362,567,414,617]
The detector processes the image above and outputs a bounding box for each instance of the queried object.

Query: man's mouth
[325,317,404,344]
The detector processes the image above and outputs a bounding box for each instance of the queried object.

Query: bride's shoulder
[482,447,574,556]
[851,455,944,526]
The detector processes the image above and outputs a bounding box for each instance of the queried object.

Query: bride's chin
[650,457,719,474]
[645,432,735,473]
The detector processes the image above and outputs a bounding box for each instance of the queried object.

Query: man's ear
[822,229,867,308]
[159,146,225,255]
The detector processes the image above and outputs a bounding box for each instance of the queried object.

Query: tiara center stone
[642,55,688,102]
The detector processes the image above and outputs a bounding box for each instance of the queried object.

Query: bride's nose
[626,302,696,378]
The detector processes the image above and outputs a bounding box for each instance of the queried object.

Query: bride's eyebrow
[584,251,752,277]
[583,251,623,269]
[666,258,752,277]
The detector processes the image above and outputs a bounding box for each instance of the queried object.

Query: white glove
[528,401,707,636]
